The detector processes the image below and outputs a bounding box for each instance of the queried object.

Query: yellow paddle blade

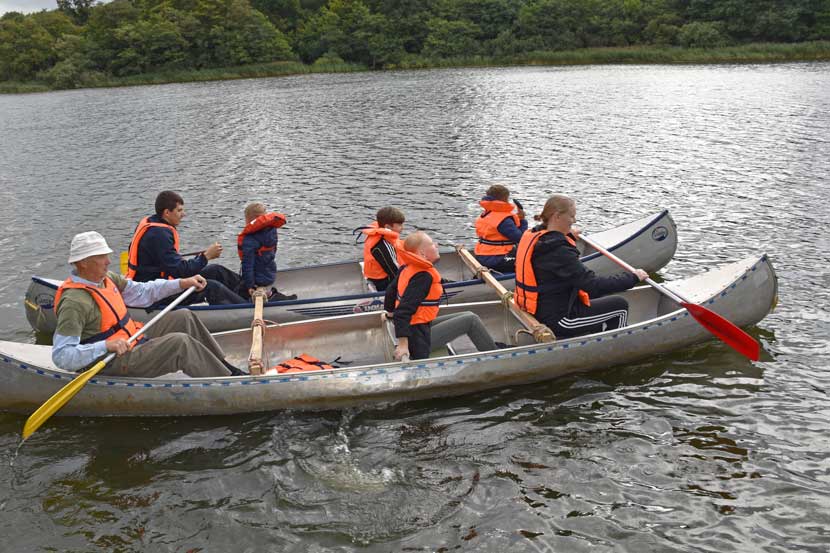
[21,359,106,440]
[119,251,128,275]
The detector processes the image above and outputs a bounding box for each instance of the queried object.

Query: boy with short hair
[237,202,296,301]
[361,206,406,291]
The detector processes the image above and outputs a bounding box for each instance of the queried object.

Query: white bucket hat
[68,231,114,263]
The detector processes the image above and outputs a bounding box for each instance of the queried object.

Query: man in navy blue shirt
[126,191,245,305]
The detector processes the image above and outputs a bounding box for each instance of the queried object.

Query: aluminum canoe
[24,210,677,335]
[1,253,777,417]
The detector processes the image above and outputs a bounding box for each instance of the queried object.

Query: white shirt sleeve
[52,333,108,372]
[121,278,183,307]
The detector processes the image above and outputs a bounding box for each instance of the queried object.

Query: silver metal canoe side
[1,254,776,417]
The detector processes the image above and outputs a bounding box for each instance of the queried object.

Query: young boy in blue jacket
[237,202,297,301]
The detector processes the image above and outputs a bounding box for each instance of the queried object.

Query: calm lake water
[1,63,829,552]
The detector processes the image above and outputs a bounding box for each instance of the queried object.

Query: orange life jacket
[272,353,334,373]
[395,249,444,325]
[514,231,590,315]
[474,199,521,256]
[237,212,286,259]
[126,216,180,279]
[362,222,405,280]
[54,276,146,348]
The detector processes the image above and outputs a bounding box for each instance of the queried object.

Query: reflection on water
[1,63,829,551]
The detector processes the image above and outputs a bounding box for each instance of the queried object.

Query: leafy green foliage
[0,0,828,88]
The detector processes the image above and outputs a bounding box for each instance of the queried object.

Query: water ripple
[1,63,829,551]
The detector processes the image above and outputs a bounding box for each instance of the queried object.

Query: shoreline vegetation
[3,41,829,94]
[2,0,829,95]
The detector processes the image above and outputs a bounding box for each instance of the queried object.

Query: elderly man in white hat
[52,231,245,377]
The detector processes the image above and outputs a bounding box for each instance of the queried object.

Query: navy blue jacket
[528,228,639,326]
[239,226,277,290]
[132,214,207,282]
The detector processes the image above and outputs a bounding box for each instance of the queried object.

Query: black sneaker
[222,360,248,376]
[494,341,509,349]
[269,287,297,301]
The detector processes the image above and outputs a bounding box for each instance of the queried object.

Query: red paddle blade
[681,302,760,361]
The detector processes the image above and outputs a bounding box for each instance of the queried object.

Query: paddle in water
[580,234,760,361]
[21,286,198,441]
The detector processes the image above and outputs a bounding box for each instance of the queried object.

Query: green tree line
[2,0,829,87]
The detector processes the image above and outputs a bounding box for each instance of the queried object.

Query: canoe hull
[1,254,777,417]
[24,210,678,334]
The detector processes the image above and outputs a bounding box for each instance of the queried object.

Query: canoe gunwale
[27,209,675,310]
[4,254,772,396]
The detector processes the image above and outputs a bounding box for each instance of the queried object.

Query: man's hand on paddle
[203,242,223,260]
[106,339,129,356]
[180,275,207,291]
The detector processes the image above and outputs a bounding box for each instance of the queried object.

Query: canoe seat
[359,262,378,293]
[383,316,401,362]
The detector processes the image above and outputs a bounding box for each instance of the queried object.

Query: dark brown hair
[155,191,184,216]
[376,206,405,227]
[485,184,510,201]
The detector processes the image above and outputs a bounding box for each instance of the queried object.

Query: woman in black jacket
[514,195,648,338]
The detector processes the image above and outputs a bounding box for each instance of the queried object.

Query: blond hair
[244,202,266,223]
[535,195,574,226]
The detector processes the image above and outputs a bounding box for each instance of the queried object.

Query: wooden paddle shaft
[455,246,554,343]
[248,287,268,375]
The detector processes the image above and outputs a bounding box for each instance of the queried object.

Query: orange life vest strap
[514,230,548,314]
[564,235,591,307]
[395,250,444,325]
[475,200,521,256]
[126,217,181,279]
[55,277,147,348]
[362,223,403,280]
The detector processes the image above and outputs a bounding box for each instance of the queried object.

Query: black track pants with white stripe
[552,296,630,339]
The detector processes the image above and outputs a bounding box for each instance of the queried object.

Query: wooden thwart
[248,287,269,375]
[454,246,554,343]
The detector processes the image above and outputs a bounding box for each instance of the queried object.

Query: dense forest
[1,0,829,88]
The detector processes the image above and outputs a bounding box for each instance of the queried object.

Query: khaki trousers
[102,310,232,378]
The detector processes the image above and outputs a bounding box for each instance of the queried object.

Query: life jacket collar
[397,249,434,271]
[240,212,286,237]
[362,221,400,240]
[478,198,516,213]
